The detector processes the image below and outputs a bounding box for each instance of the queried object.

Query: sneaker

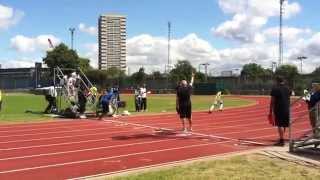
[79,114,87,119]
[183,129,188,133]
[274,139,284,146]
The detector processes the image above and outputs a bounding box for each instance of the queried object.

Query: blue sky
[0,0,319,73]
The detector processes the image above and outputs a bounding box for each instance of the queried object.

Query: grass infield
[0,93,253,123]
[110,154,320,180]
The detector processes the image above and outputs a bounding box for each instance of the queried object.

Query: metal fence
[289,100,320,152]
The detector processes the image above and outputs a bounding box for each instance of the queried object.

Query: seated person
[44,86,58,114]
[98,89,114,119]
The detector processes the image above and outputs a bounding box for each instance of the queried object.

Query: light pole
[297,56,307,73]
[69,28,75,50]
[272,61,277,72]
[200,63,210,82]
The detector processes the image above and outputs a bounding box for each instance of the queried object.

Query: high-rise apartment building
[98,14,126,71]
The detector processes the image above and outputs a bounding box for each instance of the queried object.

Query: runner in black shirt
[269,76,290,146]
[176,73,195,133]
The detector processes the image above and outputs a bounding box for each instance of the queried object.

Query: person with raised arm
[176,72,195,133]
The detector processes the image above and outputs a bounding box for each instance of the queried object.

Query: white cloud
[263,26,312,43]
[82,43,98,68]
[218,0,300,18]
[10,34,61,53]
[0,58,37,68]
[0,4,24,30]
[78,23,97,36]
[213,14,267,43]
[126,33,220,73]
[214,0,301,43]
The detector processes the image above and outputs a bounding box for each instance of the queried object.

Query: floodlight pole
[69,28,75,50]
[297,56,307,74]
[279,0,285,66]
[201,63,210,82]
[167,21,171,73]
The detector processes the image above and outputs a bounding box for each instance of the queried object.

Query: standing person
[0,89,2,112]
[134,87,142,112]
[78,86,88,119]
[140,84,147,112]
[176,72,195,133]
[306,83,320,134]
[269,76,290,146]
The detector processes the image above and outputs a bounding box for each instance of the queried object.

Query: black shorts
[179,102,191,119]
[274,112,289,127]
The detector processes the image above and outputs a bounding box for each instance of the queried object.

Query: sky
[0,0,319,74]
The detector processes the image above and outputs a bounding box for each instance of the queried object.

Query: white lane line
[104,119,266,146]
[0,120,91,130]
[0,123,98,134]
[0,139,176,161]
[0,129,309,175]
[0,126,125,139]
[0,141,228,174]
[0,137,112,151]
[0,127,148,144]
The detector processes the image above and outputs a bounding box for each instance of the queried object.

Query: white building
[98,14,126,71]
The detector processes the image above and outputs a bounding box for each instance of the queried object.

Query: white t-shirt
[140,87,147,98]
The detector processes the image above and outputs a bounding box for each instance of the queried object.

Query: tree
[275,64,299,87]
[43,43,91,71]
[151,71,163,80]
[131,67,147,85]
[106,67,125,79]
[241,63,266,81]
[78,57,92,72]
[312,66,320,76]
[195,72,206,82]
[169,60,196,82]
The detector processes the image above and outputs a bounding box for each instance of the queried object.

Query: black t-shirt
[270,84,290,115]
[177,85,192,104]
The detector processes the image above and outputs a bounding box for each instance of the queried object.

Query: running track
[0,96,311,180]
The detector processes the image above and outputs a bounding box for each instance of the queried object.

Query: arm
[269,97,274,115]
[189,72,195,86]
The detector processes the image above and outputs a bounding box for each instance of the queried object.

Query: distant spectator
[269,76,290,146]
[140,84,148,112]
[134,87,142,112]
[44,86,57,114]
[0,89,2,112]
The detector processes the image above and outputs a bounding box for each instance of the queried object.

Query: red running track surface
[0,96,311,180]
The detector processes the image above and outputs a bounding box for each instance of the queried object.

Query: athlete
[209,91,223,113]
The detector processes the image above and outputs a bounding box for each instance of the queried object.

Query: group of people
[134,85,148,112]
[269,76,320,146]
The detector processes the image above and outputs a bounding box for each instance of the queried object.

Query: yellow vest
[0,90,2,101]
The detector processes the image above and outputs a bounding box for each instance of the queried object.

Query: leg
[181,118,186,131]
[209,104,214,113]
[143,98,147,111]
[0,101,2,111]
[275,126,285,146]
[187,118,192,131]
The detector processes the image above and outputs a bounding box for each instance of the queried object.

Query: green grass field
[110,154,320,180]
[0,93,253,123]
